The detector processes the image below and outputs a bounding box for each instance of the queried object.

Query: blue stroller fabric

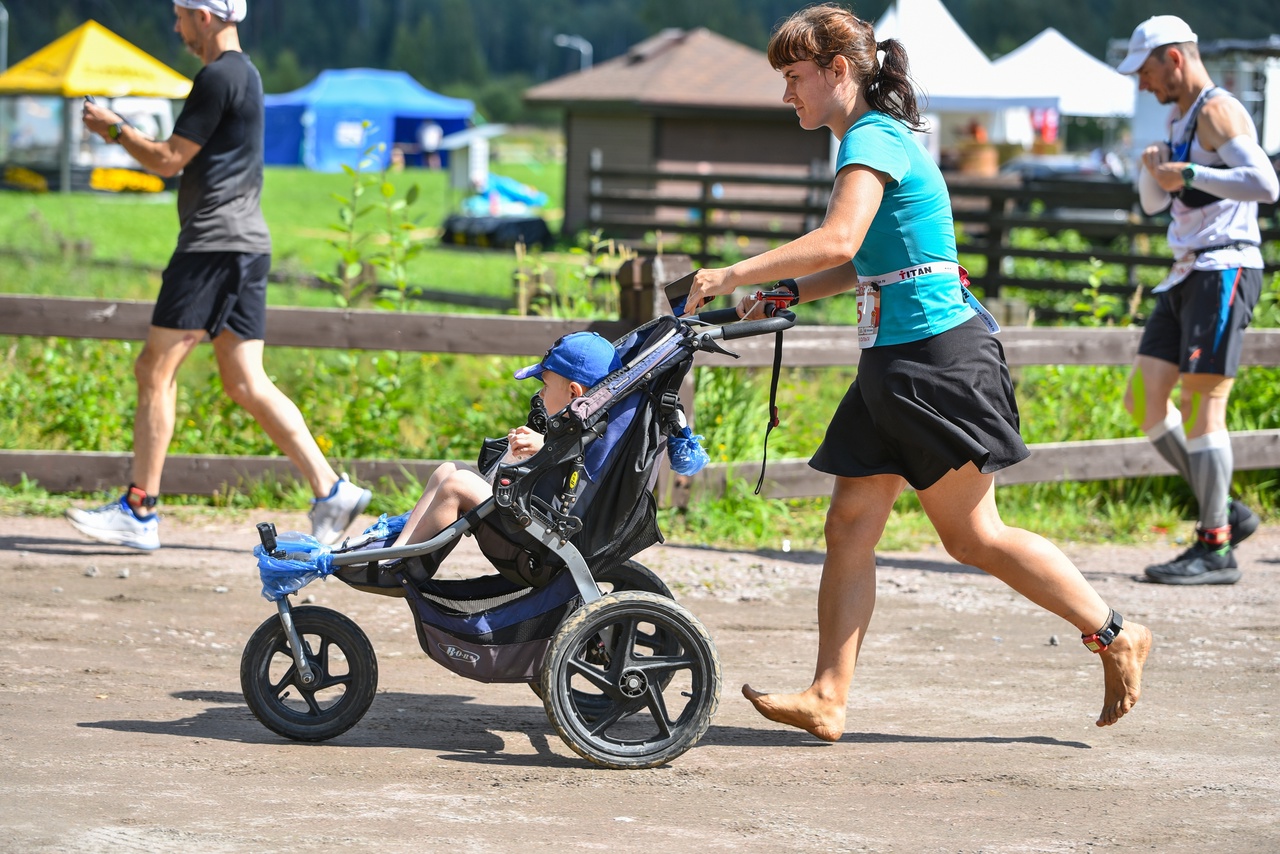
[404,569,582,682]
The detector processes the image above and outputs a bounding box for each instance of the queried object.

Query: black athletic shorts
[809,316,1030,490]
[153,252,271,340]
[1137,267,1262,377]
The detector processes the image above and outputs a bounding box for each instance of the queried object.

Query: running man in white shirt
[1118,15,1279,584]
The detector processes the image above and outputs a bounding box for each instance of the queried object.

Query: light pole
[554,33,592,72]
[0,2,9,72]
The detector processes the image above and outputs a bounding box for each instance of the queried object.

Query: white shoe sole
[65,510,161,551]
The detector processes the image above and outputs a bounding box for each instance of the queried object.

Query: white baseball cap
[1117,15,1198,74]
[174,0,248,24]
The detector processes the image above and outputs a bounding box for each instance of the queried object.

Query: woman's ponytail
[866,38,923,129]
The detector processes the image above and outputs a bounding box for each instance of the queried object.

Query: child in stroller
[240,304,795,769]
[390,331,621,552]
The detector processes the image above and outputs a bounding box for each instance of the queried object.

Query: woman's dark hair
[767,3,924,129]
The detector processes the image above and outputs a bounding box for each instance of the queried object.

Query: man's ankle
[126,483,158,517]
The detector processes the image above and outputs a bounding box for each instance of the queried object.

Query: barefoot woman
[685,4,1151,736]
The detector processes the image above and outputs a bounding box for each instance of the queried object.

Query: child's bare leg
[919,464,1151,727]
[400,470,493,546]
[392,463,457,547]
[743,475,900,741]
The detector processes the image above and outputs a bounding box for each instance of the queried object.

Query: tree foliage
[9,1,1280,123]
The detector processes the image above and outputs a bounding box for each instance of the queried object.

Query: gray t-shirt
[170,51,272,254]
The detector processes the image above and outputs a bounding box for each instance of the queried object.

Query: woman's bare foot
[1096,621,1152,727]
[742,684,845,741]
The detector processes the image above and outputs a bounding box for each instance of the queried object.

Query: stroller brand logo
[438,643,480,665]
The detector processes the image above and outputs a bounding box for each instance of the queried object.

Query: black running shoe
[1228,500,1259,548]
[1144,542,1240,585]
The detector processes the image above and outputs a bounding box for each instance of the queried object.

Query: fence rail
[586,160,1280,300]
[3,293,1279,502]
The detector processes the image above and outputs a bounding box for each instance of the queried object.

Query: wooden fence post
[615,253,698,507]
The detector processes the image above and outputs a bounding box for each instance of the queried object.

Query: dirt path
[1,508,1278,853]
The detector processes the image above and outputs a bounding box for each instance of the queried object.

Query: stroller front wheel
[542,591,721,769]
[240,605,378,742]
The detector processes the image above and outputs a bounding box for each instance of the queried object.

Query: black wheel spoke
[606,616,641,668]
[566,655,617,694]
[300,687,323,716]
[586,699,636,737]
[643,684,674,738]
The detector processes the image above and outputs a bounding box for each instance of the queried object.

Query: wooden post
[698,178,712,262]
[984,189,1011,299]
[616,253,693,325]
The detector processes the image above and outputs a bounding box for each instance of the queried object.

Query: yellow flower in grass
[316,434,333,455]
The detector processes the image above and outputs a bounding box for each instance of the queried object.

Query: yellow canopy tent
[0,20,192,192]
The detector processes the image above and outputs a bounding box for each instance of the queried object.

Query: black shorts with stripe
[1137,267,1262,377]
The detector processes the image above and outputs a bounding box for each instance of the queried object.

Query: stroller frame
[240,307,795,769]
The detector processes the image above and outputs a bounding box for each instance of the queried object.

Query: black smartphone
[663,271,698,316]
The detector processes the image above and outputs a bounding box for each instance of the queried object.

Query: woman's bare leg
[743,474,903,740]
[917,463,1151,727]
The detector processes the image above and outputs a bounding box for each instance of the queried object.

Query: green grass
[0,159,567,305]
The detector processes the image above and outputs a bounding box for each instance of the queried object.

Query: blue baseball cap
[514,331,621,387]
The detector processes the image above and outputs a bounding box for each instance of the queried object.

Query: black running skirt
[810,317,1029,490]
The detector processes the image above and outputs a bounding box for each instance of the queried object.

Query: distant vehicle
[999,152,1129,184]
[999,153,1135,230]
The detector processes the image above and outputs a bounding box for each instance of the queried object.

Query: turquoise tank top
[836,111,974,346]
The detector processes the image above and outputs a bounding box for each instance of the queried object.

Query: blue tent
[263,69,474,172]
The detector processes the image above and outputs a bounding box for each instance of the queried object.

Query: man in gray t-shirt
[71,0,371,551]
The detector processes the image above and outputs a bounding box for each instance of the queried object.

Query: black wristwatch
[1181,164,1196,190]
[107,122,126,143]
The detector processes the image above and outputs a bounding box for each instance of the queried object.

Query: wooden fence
[586,160,1280,300]
[3,292,1279,504]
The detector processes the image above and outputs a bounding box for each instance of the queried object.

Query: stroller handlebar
[689,307,796,341]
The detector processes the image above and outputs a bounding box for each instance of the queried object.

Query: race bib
[856,282,880,348]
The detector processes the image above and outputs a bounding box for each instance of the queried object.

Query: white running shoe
[309,475,373,545]
[65,495,161,551]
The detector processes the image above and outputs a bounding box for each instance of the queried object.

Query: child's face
[538,371,579,413]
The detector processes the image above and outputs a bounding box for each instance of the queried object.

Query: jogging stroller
[239,306,794,769]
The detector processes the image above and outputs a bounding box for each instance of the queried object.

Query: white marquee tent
[874,0,1056,113]
[993,28,1135,117]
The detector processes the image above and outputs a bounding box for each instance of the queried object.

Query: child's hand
[507,425,544,461]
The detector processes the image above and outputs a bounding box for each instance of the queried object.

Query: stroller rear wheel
[542,591,721,769]
[240,605,378,742]
[528,560,673,706]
